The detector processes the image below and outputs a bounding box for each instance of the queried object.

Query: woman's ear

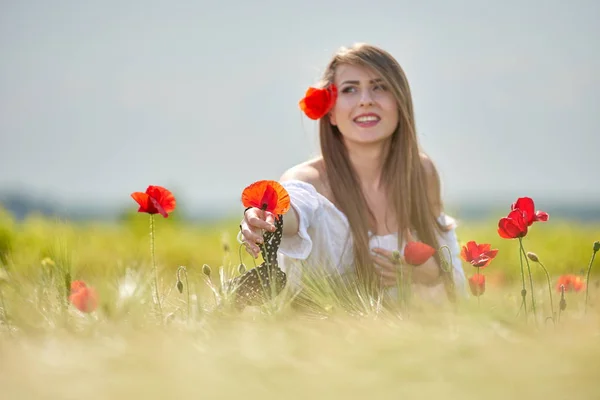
[329,111,337,126]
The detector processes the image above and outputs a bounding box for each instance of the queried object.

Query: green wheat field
[0,207,599,400]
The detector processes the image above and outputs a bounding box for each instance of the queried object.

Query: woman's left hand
[371,246,441,287]
[371,248,409,287]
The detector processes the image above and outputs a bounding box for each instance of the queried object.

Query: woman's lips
[353,113,381,128]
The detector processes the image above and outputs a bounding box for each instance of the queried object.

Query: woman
[239,43,467,302]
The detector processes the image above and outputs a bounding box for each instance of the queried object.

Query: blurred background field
[0,205,599,399]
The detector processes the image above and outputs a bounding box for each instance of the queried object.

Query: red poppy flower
[69,284,98,313]
[498,209,529,239]
[241,180,290,218]
[556,274,586,293]
[71,280,87,294]
[511,197,549,226]
[460,241,499,268]
[404,241,436,266]
[131,185,176,218]
[299,84,338,120]
[469,274,486,296]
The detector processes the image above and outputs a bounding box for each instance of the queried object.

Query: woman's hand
[239,208,276,258]
[371,248,410,287]
[371,231,441,286]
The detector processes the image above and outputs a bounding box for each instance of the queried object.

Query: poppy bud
[202,264,212,277]
[176,280,183,294]
[238,263,246,274]
[594,241,600,253]
[526,252,539,262]
[521,289,527,297]
[560,298,567,311]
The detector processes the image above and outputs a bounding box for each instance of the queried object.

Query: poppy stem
[150,214,163,321]
[176,266,190,323]
[584,245,598,314]
[0,285,9,332]
[477,266,480,308]
[438,245,456,303]
[534,259,555,326]
[518,238,528,323]
[519,238,537,324]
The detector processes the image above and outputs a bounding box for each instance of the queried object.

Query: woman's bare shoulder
[279,157,328,194]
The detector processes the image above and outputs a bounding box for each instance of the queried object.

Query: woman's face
[329,64,399,146]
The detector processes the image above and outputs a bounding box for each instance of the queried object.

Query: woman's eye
[341,86,356,94]
[373,84,387,91]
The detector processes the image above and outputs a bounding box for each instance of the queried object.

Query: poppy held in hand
[242,180,290,218]
[299,84,338,120]
[131,185,177,218]
[469,274,486,296]
[404,241,436,266]
[511,197,549,226]
[461,241,499,268]
[498,209,529,239]
[69,280,98,313]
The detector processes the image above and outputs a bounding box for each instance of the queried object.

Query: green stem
[150,214,163,320]
[518,238,528,323]
[584,250,597,314]
[519,238,537,324]
[438,245,455,296]
[536,260,556,325]
[0,286,9,332]
[477,266,480,307]
[177,266,190,322]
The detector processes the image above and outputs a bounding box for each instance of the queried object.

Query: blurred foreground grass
[0,207,599,399]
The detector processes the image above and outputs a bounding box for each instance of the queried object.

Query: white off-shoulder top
[276,180,468,302]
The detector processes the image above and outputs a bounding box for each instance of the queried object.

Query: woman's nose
[359,90,374,107]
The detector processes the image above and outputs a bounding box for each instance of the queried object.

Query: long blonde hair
[317,43,448,292]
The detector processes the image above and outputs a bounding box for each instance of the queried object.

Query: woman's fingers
[372,247,404,266]
[245,208,276,232]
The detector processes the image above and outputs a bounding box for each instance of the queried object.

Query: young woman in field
[239,43,467,302]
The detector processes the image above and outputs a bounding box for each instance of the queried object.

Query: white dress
[276,179,468,302]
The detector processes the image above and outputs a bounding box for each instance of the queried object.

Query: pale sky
[1,0,599,216]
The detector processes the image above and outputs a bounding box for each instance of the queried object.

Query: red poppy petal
[299,85,338,120]
[478,243,492,253]
[468,274,486,296]
[146,186,176,215]
[131,192,158,214]
[149,197,168,218]
[535,211,549,222]
[70,280,87,294]
[498,218,517,239]
[460,244,469,262]
[69,287,98,313]
[241,180,290,217]
[484,249,499,260]
[404,241,436,266]
[465,241,479,260]
[512,197,535,225]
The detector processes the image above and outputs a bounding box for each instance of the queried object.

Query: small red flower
[299,84,338,120]
[498,209,529,239]
[71,280,87,294]
[404,241,436,266]
[69,281,98,313]
[556,274,586,293]
[460,241,499,268]
[242,180,290,218]
[511,197,549,226]
[131,185,176,218]
[469,274,486,296]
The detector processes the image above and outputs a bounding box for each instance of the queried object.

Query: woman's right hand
[239,207,277,258]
